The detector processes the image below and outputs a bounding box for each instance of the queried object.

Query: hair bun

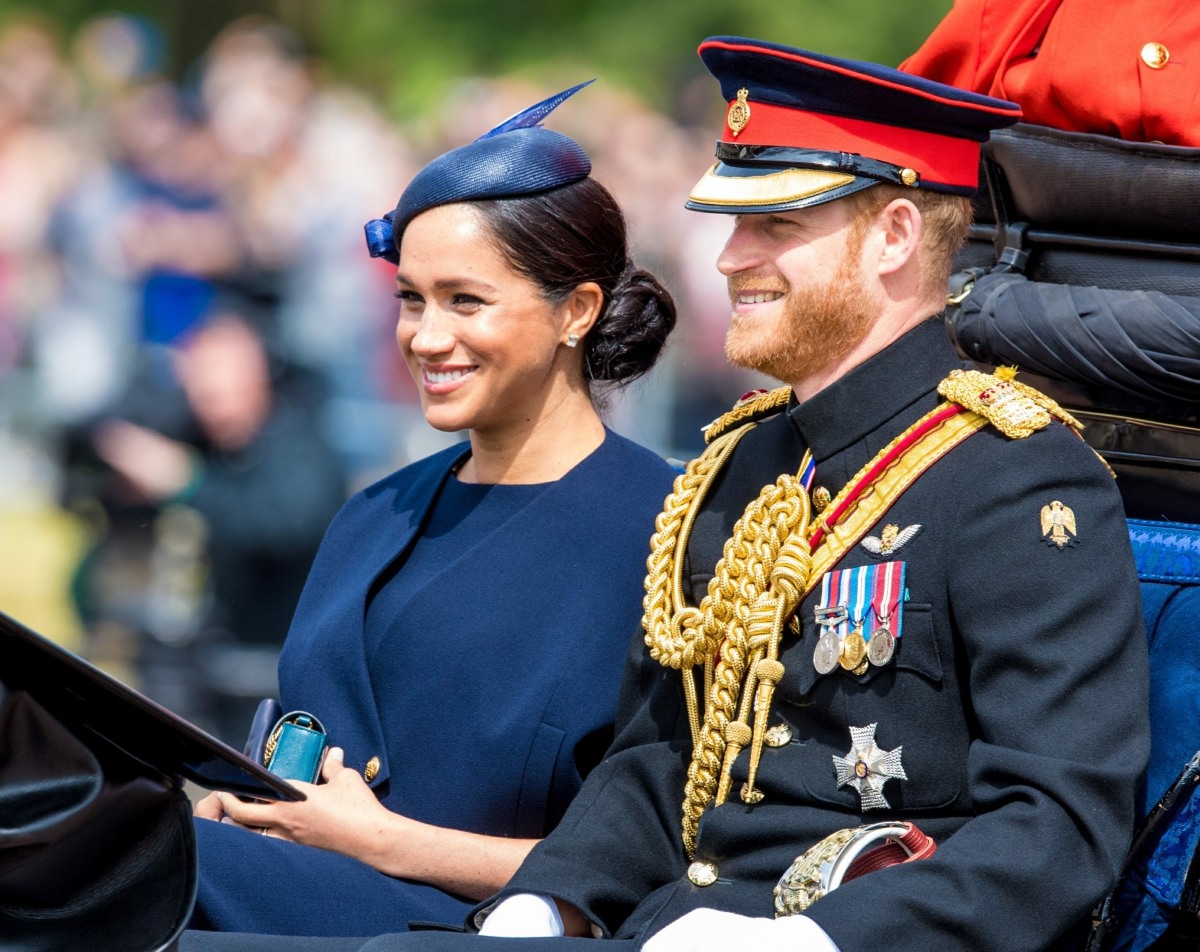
[585,263,677,384]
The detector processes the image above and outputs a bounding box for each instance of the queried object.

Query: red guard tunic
[902,0,1200,145]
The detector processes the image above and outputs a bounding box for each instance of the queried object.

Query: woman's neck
[458,392,606,485]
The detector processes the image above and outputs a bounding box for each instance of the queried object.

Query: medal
[813,585,846,675]
[839,628,867,671]
[813,631,840,674]
[837,568,871,675]
[865,560,904,668]
[867,623,895,666]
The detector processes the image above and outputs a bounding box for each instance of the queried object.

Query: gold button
[687,860,719,887]
[363,756,381,782]
[899,167,919,187]
[1141,42,1169,69]
[764,723,794,747]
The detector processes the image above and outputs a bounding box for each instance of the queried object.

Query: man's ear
[875,198,922,277]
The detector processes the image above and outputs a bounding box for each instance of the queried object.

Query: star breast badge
[1040,500,1077,549]
[833,723,906,811]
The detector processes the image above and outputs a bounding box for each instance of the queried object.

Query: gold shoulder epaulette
[702,386,792,444]
[937,366,1083,439]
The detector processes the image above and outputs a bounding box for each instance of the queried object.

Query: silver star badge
[832,723,906,811]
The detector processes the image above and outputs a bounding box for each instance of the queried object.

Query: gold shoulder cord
[645,369,1051,857]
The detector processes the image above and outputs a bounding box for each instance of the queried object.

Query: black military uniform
[487,317,1149,952]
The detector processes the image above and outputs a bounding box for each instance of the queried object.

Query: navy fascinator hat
[364,80,595,264]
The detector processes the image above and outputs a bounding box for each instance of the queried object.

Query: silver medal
[867,625,895,666]
[813,631,840,675]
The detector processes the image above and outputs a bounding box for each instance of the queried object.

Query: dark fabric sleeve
[807,425,1151,952]
[481,628,695,937]
[951,271,1200,403]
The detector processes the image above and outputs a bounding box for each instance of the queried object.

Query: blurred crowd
[0,11,757,742]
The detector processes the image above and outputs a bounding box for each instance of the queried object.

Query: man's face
[716,200,881,388]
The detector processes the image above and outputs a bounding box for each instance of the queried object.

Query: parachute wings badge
[1040,500,1077,549]
[861,523,921,558]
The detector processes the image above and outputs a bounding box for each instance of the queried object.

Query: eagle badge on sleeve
[1040,500,1078,549]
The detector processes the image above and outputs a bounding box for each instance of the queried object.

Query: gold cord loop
[645,452,813,856]
[642,379,1025,858]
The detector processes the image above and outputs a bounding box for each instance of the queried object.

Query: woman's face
[395,203,579,437]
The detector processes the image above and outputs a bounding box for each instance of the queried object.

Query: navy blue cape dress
[189,429,675,936]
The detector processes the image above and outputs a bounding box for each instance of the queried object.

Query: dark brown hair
[469,178,676,385]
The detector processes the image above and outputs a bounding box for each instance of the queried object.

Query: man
[180,36,1149,952]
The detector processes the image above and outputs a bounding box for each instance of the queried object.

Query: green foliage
[0,0,954,121]
[309,0,953,120]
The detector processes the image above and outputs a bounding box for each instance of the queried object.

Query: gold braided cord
[677,469,812,856]
[643,424,756,749]
[701,386,792,444]
[643,382,1006,858]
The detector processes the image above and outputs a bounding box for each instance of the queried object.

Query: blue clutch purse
[262,709,329,784]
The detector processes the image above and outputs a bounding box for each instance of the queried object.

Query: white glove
[476,893,564,937]
[642,908,841,952]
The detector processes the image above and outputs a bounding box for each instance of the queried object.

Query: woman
[187,82,677,937]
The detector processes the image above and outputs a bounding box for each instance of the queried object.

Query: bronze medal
[839,629,867,671]
[867,625,895,666]
[813,631,840,675]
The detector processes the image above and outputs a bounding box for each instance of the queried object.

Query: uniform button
[1141,42,1170,69]
[687,860,719,886]
[363,756,381,782]
[764,723,794,747]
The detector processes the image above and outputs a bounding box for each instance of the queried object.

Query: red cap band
[723,99,982,190]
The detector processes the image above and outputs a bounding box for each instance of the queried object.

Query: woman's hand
[211,748,393,857]
[193,790,226,822]
[200,747,540,900]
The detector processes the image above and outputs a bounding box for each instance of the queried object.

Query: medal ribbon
[819,571,837,627]
[800,454,817,494]
[869,561,904,639]
[848,566,871,633]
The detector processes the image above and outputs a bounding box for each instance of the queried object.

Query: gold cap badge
[727,88,751,137]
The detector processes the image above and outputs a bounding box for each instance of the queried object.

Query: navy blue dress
[189,430,675,936]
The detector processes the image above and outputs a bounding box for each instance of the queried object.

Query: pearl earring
[566,334,579,348]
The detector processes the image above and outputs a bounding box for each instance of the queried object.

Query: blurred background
[0,0,952,743]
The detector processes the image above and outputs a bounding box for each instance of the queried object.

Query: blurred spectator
[75,308,346,740]
[197,16,420,479]
[0,15,79,391]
